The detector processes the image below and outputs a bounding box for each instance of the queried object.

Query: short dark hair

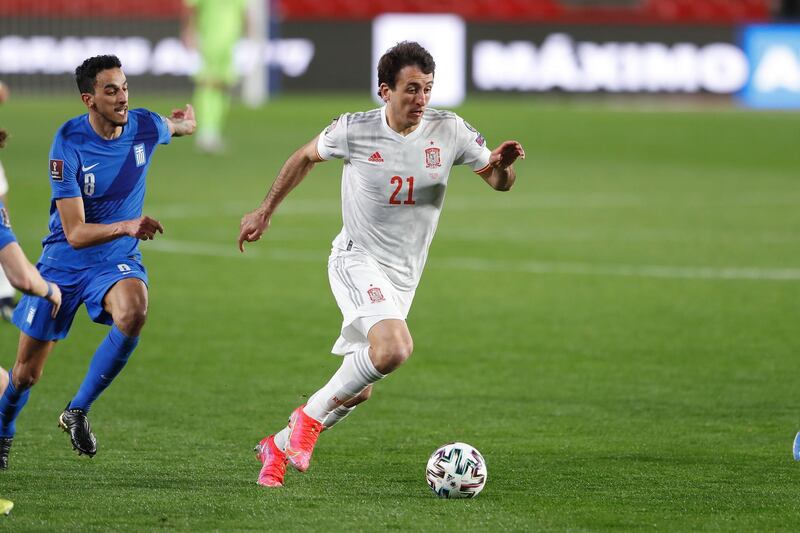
[75,55,122,94]
[377,41,435,96]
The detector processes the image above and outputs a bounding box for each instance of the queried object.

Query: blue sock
[0,370,31,438]
[68,326,139,412]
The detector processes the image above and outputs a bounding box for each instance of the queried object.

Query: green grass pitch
[0,94,798,530]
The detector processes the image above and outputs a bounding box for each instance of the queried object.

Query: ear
[80,92,94,109]
[378,83,391,103]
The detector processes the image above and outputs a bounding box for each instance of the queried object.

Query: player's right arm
[238,137,324,252]
[57,197,164,249]
[0,243,61,317]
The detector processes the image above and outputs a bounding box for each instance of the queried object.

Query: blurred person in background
[0,126,63,469]
[0,81,18,320]
[0,55,195,470]
[182,0,248,154]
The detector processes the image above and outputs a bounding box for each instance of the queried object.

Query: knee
[12,367,41,391]
[372,336,414,374]
[114,304,148,336]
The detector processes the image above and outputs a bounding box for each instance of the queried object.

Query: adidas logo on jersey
[368,151,384,163]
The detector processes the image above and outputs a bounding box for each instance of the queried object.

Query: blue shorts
[12,259,148,341]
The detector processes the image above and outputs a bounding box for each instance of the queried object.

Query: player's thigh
[82,260,148,325]
[102,278,148,317]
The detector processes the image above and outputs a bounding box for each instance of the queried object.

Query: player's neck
[88,113,124,140]
[385,111,419,137]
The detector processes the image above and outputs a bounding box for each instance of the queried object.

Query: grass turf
[0,95,798,530]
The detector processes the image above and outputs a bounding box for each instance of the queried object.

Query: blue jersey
[41,108,171,270]
[0,199,16,251]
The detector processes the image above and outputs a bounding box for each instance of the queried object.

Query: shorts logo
[134,143,146,167]
[50,159,64,181]
[425,147,441,168]
[367,286,385,303]
[0,207,10,228]
[117,263,132,273]
[26,305,37,325]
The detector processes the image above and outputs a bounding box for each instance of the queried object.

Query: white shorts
[328,249,414,356]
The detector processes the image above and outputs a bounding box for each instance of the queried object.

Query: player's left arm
[478,141,525,191]
[166,104,196,137]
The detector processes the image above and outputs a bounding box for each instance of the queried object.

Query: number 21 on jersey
[389,175,416,205]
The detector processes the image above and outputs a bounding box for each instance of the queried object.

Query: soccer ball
[425,442,487,498]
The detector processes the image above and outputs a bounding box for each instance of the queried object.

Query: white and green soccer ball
[425,442,487,498]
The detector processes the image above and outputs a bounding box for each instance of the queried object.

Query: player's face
[382,65,433,131]
[88,68,129,126]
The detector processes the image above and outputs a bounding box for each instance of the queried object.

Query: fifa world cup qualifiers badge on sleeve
[50,159,64,181]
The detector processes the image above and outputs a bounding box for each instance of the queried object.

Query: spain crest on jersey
[425,147,441,169]
[367,286,385,303]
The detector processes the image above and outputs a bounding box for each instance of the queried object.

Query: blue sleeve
[48,133,81,199]
[0,227,16,251]
[0,204,17,250]
[148,110,172,145]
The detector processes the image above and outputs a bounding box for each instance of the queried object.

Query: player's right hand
[46,282,62,318]
[238,209,271,252]
[124,216,164,241]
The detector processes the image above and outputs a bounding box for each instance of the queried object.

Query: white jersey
[316,106,491,291]
[0,160,8,196]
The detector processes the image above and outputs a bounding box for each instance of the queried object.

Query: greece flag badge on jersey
[134,143,146,167]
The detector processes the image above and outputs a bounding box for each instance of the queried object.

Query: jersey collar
[83,114,129,143]
[380,105,424,142]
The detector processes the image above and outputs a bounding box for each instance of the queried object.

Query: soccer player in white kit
[238,41,525,487]
[0,82,17,321]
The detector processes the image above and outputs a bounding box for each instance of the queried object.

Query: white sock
[303,345,383,423]
[273,426,290,451]
[322,405,355,429]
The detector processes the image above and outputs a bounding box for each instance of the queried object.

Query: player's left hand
[488,141,525,170]
[168,104,196,136]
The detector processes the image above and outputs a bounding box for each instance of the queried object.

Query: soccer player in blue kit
[0,55,195,469]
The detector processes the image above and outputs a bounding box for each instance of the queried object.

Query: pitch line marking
[146,239,800,282]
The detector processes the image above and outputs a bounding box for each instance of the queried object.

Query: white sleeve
[315,113,349,161]
[453,115,492,173]
[0,161,8,196]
